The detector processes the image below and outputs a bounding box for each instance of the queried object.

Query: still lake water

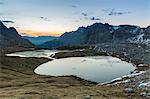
[6,50,60,58]
[7,50,136,83]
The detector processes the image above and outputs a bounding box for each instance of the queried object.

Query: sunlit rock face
[0,21,34,48]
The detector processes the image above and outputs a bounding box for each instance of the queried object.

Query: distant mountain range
[0,21,35,52]
[1,20,149,50]
[23,36,58,45]
[40,23,150,49]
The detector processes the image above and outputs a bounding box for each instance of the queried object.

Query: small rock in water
[138,64,144,67]
[124,88,134,93]
[140,92,147,97]
[81,59,86,62]
[147,92,150,96]
[85,95,91,99]
[140,92,150,98]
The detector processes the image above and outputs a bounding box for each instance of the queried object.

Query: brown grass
[0,56,141,98]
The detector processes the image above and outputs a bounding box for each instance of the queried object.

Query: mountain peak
[0,21,35,49]
[146,26,150,29]
[0,21,6,28]
[0,20,3,25]
[9,27,18,33]
[58,23,150,46]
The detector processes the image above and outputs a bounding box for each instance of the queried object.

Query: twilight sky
[0,0,149,36]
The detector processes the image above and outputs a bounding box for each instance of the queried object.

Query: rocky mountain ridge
[61,23,150,45]
[40,23,150,49]
[0,21,35,52]
[23,36,58,45]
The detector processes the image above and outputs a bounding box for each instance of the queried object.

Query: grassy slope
[0,54,142,98]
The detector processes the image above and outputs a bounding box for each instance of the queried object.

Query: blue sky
[0,0,149,36]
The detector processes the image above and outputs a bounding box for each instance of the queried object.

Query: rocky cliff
[40,23,150,49]
[0,21,35,53]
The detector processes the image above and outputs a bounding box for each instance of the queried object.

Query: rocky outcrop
[42,23,150,49]
[127,26,150,45]
[59,26,87,45]
[94,43,150,65]
[0,21,35,51]
[60,23,150,46]
[59,23,113,45]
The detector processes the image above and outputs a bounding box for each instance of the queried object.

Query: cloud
[102,8,131,16]
[81,13,88,17]
[102,8,110,12]
[40,17,46,19]
[0,2,4,5]
[40,17,50,21]
[81,12,101,21]
[2,20,15,23]
[71,5,77,8]
[90,17,101,21]
[109,9,131,16]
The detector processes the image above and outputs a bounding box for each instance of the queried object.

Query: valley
[0,20,150,98]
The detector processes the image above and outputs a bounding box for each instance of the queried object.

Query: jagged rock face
[59,23,150,46]
[0,21,34,48]
[59,23,114,45]
[59,26,87,45]
[84,23,113,44]
[39,23,150,49]
[128,26,150,45]
[112,25,140,42]
[143,26,150,38]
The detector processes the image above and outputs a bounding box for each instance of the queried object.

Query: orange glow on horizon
[17,29,63,36]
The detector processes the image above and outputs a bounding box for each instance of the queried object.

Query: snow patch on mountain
[139,81,150,88]
[128,34,150,46]
[130,27,140,34]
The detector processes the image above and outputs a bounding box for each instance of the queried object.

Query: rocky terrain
[0,21,150,98]
[42,23,150,98]
[0,53,146,99]
[52,44,150,98]
[94,43,150,65]
[0,21,35,53]
[1,47,149,98]
[40,23,150,49]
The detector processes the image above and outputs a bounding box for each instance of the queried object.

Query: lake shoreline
[0,45,150,98]
[0,55,143,98]
[4,47,150,85]
[49,49,150,87]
